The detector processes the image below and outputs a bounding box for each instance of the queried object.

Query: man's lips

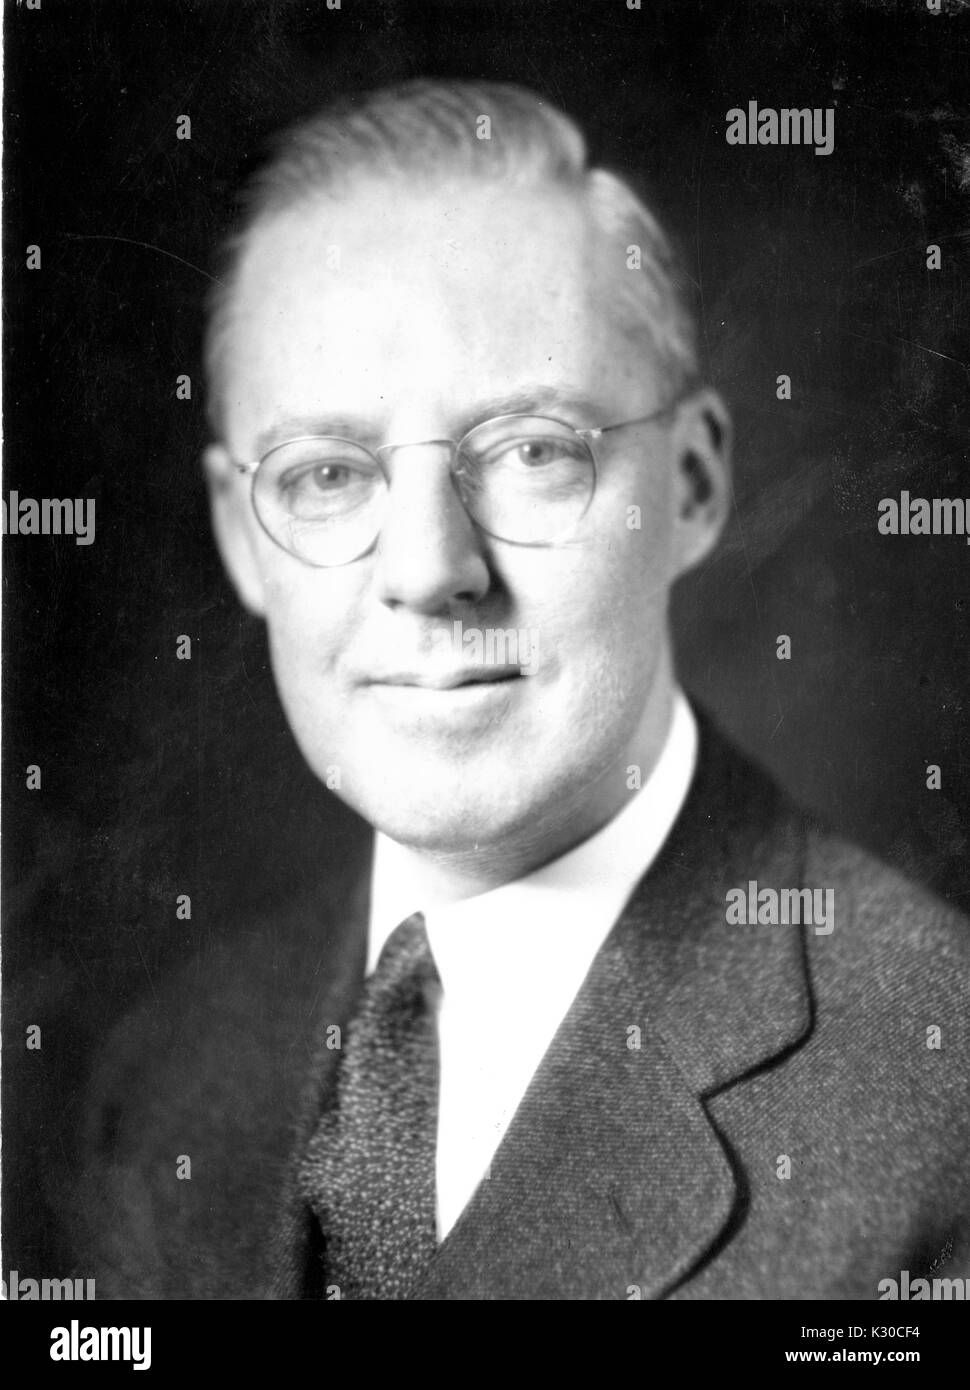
[364,667,523,691]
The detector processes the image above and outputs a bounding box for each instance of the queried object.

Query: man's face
[209,176,726,867]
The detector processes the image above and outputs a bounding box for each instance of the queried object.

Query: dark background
[3,0,968,1271]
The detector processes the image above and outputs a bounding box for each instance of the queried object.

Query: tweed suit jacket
[70,716,970,1299]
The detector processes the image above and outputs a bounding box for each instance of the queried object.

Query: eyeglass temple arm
[580,396,686,442]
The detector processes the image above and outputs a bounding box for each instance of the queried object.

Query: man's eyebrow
[253,385,603,456]
[462,385,604,426]
[255,416,380,456]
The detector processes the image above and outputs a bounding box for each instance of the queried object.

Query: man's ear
[668,387,732,579]
[202,444,268,617]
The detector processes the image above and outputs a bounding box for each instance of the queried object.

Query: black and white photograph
[3,0,969,1342]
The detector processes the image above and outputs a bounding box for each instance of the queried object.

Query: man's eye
[313,463,355,489]
[281,461,369,494]
[490,438,573,469]
[515,440,558,467]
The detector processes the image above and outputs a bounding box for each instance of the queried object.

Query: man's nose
[373,441,491,613]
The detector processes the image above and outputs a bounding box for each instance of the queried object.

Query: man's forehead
[237,175,600,289]
[223,176,652,443]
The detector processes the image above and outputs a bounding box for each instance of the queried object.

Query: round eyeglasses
[232,400,683,567]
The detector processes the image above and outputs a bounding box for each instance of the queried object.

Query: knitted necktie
[299,911,441,1300]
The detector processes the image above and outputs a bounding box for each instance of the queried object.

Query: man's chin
[341,776,561,858]
[369,801,537,856]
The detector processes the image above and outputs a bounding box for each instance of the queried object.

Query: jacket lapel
[414,928,740,1300]
[415,716,814,1299]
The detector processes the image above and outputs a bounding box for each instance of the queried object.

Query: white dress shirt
[367,689,698,1239]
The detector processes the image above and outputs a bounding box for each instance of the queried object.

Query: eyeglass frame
[229,394,688,566]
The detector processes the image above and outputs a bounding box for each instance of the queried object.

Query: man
[74,80,969,1300]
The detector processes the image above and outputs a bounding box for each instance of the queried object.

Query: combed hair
[204,79,699,435]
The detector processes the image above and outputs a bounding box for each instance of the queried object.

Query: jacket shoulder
[803,827,969,994]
